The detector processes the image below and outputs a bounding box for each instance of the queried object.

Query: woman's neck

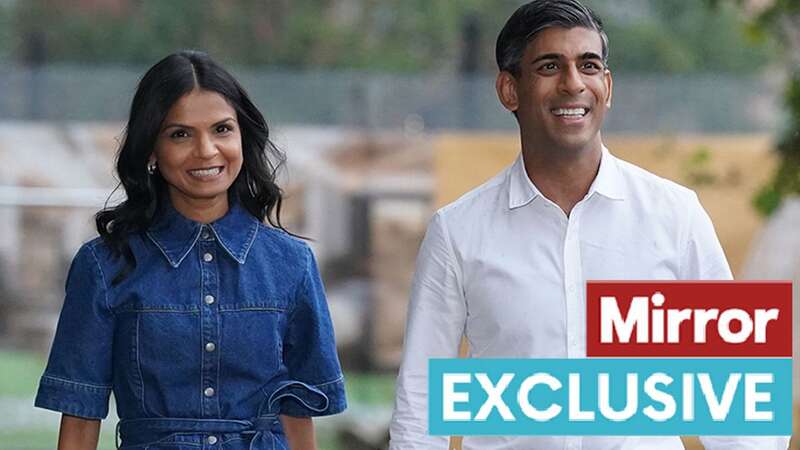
[168,192,230,224]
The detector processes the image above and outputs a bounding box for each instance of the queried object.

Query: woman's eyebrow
[162,117,236,131]
[161,122,193,130]
[211,117,236,127]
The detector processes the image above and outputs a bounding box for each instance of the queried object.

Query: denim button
[204,295,215,305]
[203,253,213,262]
[205,342,216,352]
[207,435,218,445]
[204,387,215,397]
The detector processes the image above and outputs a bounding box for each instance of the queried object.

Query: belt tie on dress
[115,380,329,449]
[116,416,282,448]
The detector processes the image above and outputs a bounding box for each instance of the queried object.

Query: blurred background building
[0,1,797,449]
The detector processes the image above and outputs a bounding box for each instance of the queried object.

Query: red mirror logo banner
[586,281,792,358]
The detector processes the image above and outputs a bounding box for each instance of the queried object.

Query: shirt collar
[508,146,625,210]
[507,154,541,209]
[146,198,260,268]
[590,146,626,201]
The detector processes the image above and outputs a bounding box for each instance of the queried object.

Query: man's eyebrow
[531,53,562,65]
[531,52,603,65]
[580,52,604,61]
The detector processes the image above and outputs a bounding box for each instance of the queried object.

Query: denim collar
[146,199,260,268]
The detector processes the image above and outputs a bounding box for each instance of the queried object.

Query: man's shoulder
[612,154,696,203]
[436,162,511,221]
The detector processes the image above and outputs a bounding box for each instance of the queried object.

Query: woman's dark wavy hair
[96,50,290,284]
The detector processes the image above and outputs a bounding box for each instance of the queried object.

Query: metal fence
[0,65,784,133]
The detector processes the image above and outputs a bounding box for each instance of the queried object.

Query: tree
[5,0,775,74]
[709,0,800,214]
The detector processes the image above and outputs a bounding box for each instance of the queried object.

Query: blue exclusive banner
[428,358,792,436]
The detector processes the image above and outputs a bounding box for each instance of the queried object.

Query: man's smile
[551,106,589,117]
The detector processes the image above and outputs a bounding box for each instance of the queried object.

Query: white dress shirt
[389,148,790,450]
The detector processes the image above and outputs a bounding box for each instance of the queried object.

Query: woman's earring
[147,160,157,175]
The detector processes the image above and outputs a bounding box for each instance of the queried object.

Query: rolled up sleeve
[35,243,113,419]
[683,194,790,450]
[389,211,466,449]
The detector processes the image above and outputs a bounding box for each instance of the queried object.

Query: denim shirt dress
[34,201,347,449]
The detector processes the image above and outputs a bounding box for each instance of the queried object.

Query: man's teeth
[189,167,222,177]
[553,108,587,117]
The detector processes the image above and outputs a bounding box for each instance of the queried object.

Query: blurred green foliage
[711,0,800,216]
[0,3,11,61]
[345,371,395,405]
[754,70,800,215]
[603,0,775,73]
[697,0,800,216]
[9,0,504,70]
[5,0,775,74]
[0,350,46,397]
[683,146,717,187]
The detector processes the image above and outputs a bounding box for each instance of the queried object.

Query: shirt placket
[563,206,584,359]
[199,225,221,418]
[563,205,585,450]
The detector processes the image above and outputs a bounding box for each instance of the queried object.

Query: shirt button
[205,342,216,352]
[204,387,215,397]
[207,435,218,445]
[204,295,215,305]
[203,252,213,262]
[201,230,210,240]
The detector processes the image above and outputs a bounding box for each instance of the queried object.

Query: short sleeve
[34,243,114,419]
[278,245,346,417]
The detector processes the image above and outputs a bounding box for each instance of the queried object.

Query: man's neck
[521,142,603,217]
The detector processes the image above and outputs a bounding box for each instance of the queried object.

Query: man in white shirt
[389,1,790,449]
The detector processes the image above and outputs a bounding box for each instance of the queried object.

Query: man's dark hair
[496,0,609,77]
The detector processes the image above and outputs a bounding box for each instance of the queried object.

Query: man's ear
[496,71,519,113]
[604,68,613,108]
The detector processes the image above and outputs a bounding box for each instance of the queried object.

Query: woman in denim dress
[35,51,347,449]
